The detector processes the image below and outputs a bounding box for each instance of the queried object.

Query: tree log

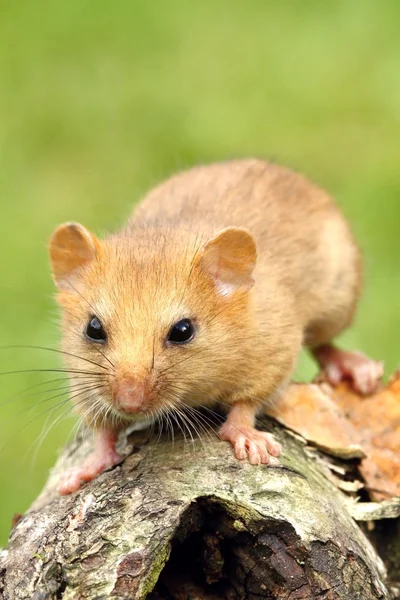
[0,411,394,599]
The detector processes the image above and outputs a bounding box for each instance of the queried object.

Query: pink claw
[58,429,121,495]
[219,422,281,465]
[314,345,384,396]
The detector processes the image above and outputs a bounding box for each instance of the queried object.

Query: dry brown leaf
[333,372,400,500]
[268,372,400,501]
[268,383,365,458]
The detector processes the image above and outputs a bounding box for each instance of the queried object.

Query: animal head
[49,222,257,429]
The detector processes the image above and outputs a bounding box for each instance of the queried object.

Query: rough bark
[0,416,394,600]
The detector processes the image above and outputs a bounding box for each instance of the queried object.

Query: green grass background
[0,0,399,545]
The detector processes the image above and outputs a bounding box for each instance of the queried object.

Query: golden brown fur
[134,159,362,342]
[53,159,362,431]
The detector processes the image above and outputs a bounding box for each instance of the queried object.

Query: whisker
[0,345,111,372]
[173,406,196,445]
[169,409,188,444]
[164,393,214,448]
[183,405,218,441]
[163,386,273,455]
[54,317,116,370]
[0,368,108,377]
[179,408,209,448]
[93,400,108,429]
[2,381,107,426]
[151,336,155,371]
[153,407,165,448]
[69,394,107,446]
[62,277,101,318]
[148,409,159,442]
[0,376,69,409]
[27,395,97,470]
[91,345,115,370]
[0,374,106,409]
[1,384,105,454]
[69,408,89,445]
[164,407,175,445]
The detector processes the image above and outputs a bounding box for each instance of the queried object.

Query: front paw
[58,467,92,495]
[219,422,281,465]
[58,447,121,495]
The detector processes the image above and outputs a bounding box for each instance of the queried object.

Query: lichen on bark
[0,416,393,599]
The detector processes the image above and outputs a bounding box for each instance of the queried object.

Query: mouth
[107,398,163,427]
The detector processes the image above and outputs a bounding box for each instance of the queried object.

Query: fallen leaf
[268,372,400,501]
[268,383,365,458]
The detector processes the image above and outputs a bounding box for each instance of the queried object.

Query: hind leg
[312,344,383,395]
[306,315,383,396]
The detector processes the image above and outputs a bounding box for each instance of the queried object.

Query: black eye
[167,319,195,344]
[85,316,107,343]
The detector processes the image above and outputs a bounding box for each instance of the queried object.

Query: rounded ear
[48,222,100,289]
[198,227,257,296]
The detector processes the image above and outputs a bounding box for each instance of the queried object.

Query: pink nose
[113,376,146,414]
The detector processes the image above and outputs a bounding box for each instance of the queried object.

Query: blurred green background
[0,0,399,545]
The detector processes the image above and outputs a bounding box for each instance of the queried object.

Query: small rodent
[49,158,383,494]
